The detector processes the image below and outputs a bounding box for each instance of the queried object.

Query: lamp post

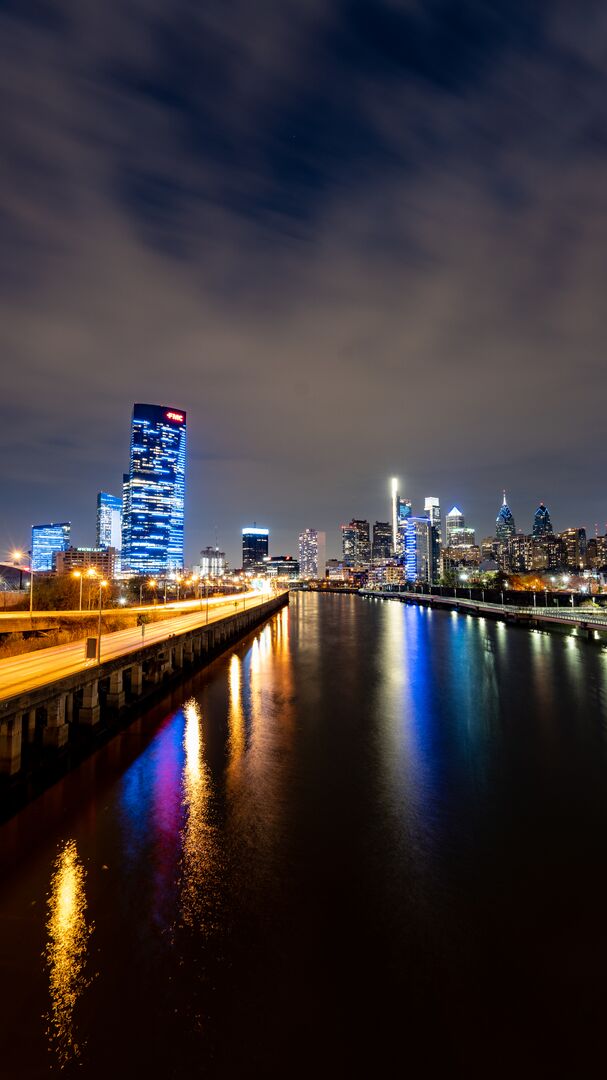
[86,567,98,609]
[11,549,34,613]
[97,579,108,662]
[72,570,84,612]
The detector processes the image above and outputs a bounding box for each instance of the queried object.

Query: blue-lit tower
[31,522,71,571]
[532,502,553,539]
[122,404,187,575]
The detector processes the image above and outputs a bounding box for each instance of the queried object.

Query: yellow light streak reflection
[45,839,93,1068]
[227,655,245,791]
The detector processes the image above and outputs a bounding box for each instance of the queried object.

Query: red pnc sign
[165,411,185,423]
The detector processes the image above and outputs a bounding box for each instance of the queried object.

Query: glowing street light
[97,580,108,662]
[11,548,34,613]
[72,570,84,612]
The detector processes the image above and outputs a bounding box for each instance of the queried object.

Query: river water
[2,593,607,1077]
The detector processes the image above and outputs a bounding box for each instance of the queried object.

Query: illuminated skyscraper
[342,520,371,567]
[424,497,442,583]
[532,503,553,539]
[96,492,122,550]
[299,528,325,578]
[31,522,71,571]
[121,404,186,575]
[372,521,392,563]
[242,527,269,571]
[496,491,516,544]
[445,506,465,546]
[404,516,431,582]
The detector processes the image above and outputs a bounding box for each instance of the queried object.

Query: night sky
[2,1,607,565]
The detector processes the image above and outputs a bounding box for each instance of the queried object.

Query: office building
[532,503,553,539]
[404,516,431,582]
[121,404,186,575]
[198,546,226,578]
[558,527,587,571]
[55,546,116,578]
[96,492,122,550]
[449,526,476,547]
[445,506,465,546]
[508,534,533,573]
[242,527,269,571]
[31,522,71,572]
[496,491,516,544]
[372,521,392,563]
[299,528,325,579]
[267,555,299,580]
[342,520,371,567]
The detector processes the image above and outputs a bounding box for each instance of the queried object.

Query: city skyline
[5,419,606,567]
[2,4,607,568]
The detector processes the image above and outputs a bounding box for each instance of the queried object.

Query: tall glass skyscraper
[96,492,122,550]
[242,528,269,571]
[31,522,71,571]
[122,404,187,575]
[532,503,553,539]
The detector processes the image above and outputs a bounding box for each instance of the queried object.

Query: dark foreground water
[2,594,607,1077]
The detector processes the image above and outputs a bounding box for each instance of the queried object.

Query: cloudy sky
[2,0,607,564]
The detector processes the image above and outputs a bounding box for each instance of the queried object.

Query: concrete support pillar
[65,693,74,723]
[79,680,100,726]
[43,694,69,749]
[106,669,125,710]
[183,639,194,663]
[24,708,37,744]
[0,714,22,775]
[193,635,202,657]
[173,643,184,669]
[130,663,143,695]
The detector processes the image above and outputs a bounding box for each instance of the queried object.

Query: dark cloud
[2,1,607,563]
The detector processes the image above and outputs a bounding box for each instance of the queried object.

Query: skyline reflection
[180,698,220,931]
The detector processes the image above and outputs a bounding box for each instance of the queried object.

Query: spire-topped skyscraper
[496,490,515,544]
[532,502,553,539]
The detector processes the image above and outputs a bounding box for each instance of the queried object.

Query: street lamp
[86,567,98,609]
[12,549,34,613]
[97,579,108,662]
[72,570,84,612]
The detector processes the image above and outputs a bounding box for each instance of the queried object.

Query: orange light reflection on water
[45,839,93,1068]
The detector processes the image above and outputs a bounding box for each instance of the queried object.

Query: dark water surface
[2,593,607,1077]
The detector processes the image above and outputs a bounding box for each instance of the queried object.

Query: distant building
[558,527,587,571]
[532,535,562,571]
[424,498,442,583]
[96,492,122,550]
[445,506,465,546]
[299,528,325,578]
[267,555,299,580]
[449,527,476,547]
[341,519,371,568]
[372,521,392,563]
[496,491,516,544]
[55,546,116,578]
[508,533,533,573]
[31,522,71,572]
[532,503,553,539]
[404,516,432,582]
[198,546,226,578]
[121,404,186,575]
[441,545,481,575]
[480,536,500,561]
[325,559,350,582]
[242,527,269,571]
